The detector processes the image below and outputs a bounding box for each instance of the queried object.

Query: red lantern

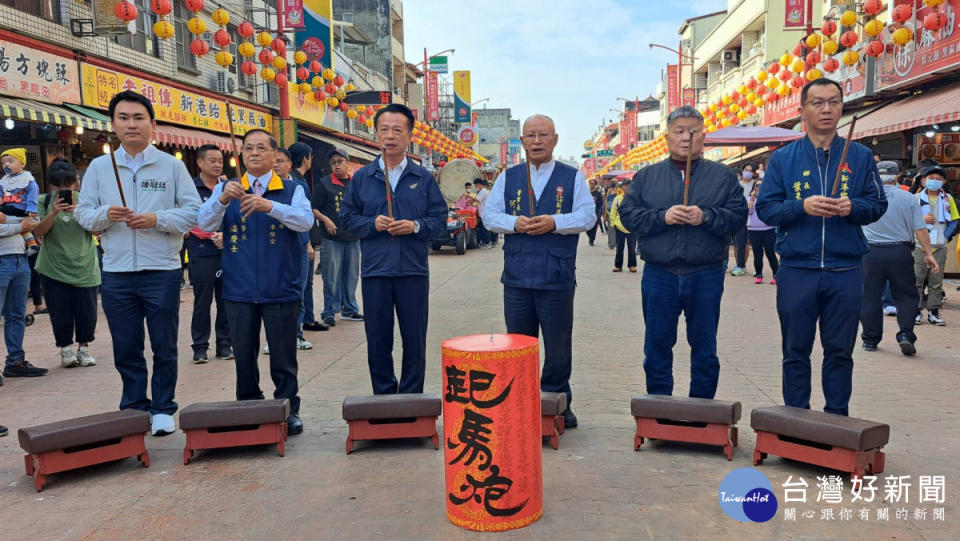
[365,106,375,116]
[334,75,346,87]
[309,60,322,73]
[315,90,327,101]
[324,82,337,94]
[190,39,210,57]
[150,0,172,16]
[274,73,287,88]
[184,0,204,12]
[339,102,349,112]
[738,98,748,108]
[747,105,758,115]
[821,20,837,36]
[237,21,254,38]
[747,79,758,90]
[790,76,805,89]
[358,114,367,124]
[271,38,286,56]
[823,58,840,73]
[805,51,821,66]
[241,60,257,76]
[792,43,804,57]
[768,62,781,74]
[258,49,273,64]
[840,30,859,48]
[729,116,740,126]
[114,0,138,21]
[863,0,883,16]
[766,93,779,103]
[213,29,231,48]
[779,69,792,82]
[731,91,740,101]
[296,67,309,80]
[756,85,768,95]
[924,12,947,31]
[892,4,912,24]
[865,39,885,57]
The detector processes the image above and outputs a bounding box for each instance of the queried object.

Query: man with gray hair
[859,161,938,355]
[619,106,746,399]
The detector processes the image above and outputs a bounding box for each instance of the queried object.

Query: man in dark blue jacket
[757,79,887,416]
[341,104,447,395]
[619,106,747,400]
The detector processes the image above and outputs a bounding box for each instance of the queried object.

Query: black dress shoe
[898,338,916,356]
[0,425,7,437]
[862,342,878,352]
[302,321,329,331]
[216,347,235,360]
[563,408,578,429]
[3,360,48,377]
[192,350,208,364]
[286,414,303,435]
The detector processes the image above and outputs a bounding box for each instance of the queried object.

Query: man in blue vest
[197,129,314,435]
[341,104,447,395]
[482,114,597,428]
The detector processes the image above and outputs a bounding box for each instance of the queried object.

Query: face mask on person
[742,171,754,180]
[925,179,943,191]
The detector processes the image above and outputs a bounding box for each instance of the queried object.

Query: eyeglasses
[805,98,843,109]
[242,145,273,153]
[521,132,556,141]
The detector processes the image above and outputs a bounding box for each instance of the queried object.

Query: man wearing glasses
[757,79,886,417]
[482,114,596,428]
[197,129,314,435]
[340,104,447,395]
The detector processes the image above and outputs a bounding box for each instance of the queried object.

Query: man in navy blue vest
[341,104,447,395]
[197,129,314,435]
[482,114,596,428]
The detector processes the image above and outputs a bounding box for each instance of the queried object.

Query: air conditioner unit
[216,72,237,94]
[722,51,738,63]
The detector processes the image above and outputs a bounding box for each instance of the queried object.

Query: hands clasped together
[514,215,556,236]
[375,215,417,235]
[664,205,706,226]
[802,195,852,218]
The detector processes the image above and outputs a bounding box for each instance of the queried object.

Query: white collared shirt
[248,171,274,195]
[482,159,596,235]
[118,145,151,174]
[378,156,408,190]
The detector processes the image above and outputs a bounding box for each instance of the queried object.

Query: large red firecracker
[442,334,543,532]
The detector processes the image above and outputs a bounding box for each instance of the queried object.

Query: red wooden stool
[342,394,441,454]
[541,392,567,450]
[18,410,151,491]
[180,399,289,464]
[632,395,741,460]
[751,406,889,478]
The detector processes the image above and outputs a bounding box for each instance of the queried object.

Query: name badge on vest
[555,186,564,214]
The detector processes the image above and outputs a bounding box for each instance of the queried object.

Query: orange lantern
[214,29,231,48]
[190,39,210,57]
[309,60,322,73]
[892,4,913,24]
[258,49,274,64]
[150,0,172,16]
[114,0,138,21]
[864,40,885,57]
[840,30,859,48]
[184,0,204,11]
[821,20,837,36]
[274,73,287,88]
[823,58,840,72]
[241,60,257,76]
[924,12,947,31]
[237,21,254,38]
[864,0,883,15]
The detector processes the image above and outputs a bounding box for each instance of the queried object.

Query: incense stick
[831,116,858,197]
[525,150,535,217]
[106,138,127,207]
[225,100,244,180]
[682,129,695,206]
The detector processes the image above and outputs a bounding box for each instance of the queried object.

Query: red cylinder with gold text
[441,334,542,532]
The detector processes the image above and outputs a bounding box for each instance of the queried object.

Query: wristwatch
[413,220,421,234]
[703,210,713,223]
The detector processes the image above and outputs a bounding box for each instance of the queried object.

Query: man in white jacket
[75,91,201,436]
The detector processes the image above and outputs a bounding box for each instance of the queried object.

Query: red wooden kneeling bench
[632,395,741,460]
[18,410,151,492]
[342,394,441,454]
[180,399,289,464]
[541,392,567,450]
[751,406,889,478]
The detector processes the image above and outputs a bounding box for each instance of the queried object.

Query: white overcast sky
[402,0,729,161]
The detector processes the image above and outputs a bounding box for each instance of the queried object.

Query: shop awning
[721,146,773,166]
[851,83,960,140]
[301,130,379,161]
[153,124,235,153]
[705,126,804,146]
[0,96,111,131]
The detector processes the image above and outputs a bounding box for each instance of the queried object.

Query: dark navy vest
[221,173,303,303]
[501,161,579,290]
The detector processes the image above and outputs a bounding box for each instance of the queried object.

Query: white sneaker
[883,305,897,316]
[59,347,79,368]
[915,313,923,325]
[150,413,175,436]
[297,337,313,350]
[928,311,945,326]
[77,346,96,366]
[262,344,270,355]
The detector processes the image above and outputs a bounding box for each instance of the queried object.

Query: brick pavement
[1,236,958,540]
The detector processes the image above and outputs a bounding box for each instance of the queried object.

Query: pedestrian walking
[729,164,756,276]
[619,106,747,400]
[289,142,327,332]
[186,145,232,364]
[474,178,493,247]
[913,164,957,326]
[746,179,778,284]
[756,79,886,416]
[609,181,637,272]
[482,114,596,428]
[340,103,447,395]
[313,148,362,327]
[859,161,938,355]
[75,90,202,435]
[197,129,314,436]
[32,158,100,368]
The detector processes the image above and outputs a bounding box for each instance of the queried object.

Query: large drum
[441,334,542,532]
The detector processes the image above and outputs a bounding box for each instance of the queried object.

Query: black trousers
[748,229,779,277]
[28,252,43,306]
[189,254,230,352]
[860,244,919,345]
[39,275,98,347]
[585,221,599,244]
[362,276,429,394]
[225,300,300,414]
[615,229,637,269]
[732,226,748,268]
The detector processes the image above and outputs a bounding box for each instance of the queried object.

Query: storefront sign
[667,65,679,111]
[877,0,960,90]
[80,63,271,135]
[0,39,80,104]
[681,87,697,108]
[429,56,448,74]
[784,0,806,28]
[457,126,476,145]
[824,42,870,102]
[763,90,802,126]
[454,70,470,123]
[582,158,596,177]
[621,110,638,149]
[283,0,305,29]
[915,132,960,168]
[427,71,440,121]
[508,138,521,165]
[298,0,334,73]
[499,139,507,165]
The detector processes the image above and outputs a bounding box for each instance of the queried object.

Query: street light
[419,48,455,126]
[471,98,490,107]
[650,42,697,107]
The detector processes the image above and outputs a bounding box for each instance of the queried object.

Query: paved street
[1,236,958,540]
